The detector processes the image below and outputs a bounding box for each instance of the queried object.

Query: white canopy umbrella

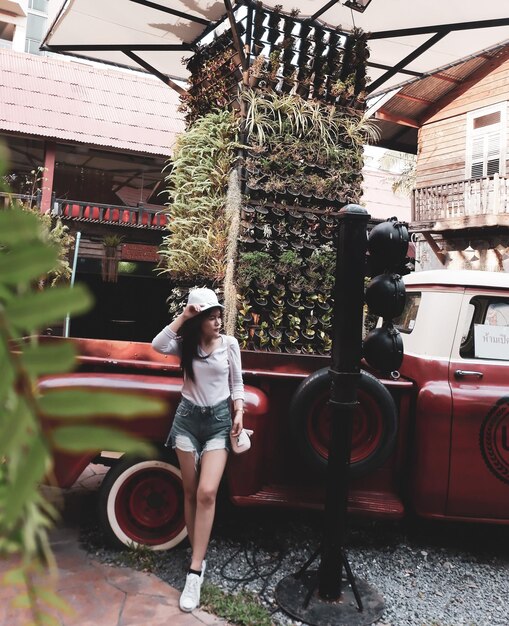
[43,0,509,94]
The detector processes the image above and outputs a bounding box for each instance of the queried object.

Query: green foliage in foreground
[201,583,273,626]
[0,202,166,625]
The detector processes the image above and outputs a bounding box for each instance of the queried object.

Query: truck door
[448,293,509,519]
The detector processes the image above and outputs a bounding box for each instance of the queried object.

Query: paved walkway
[0,466,229,626]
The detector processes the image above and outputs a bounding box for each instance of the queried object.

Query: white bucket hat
[187,288,224,313]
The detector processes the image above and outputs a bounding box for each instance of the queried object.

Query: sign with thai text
[121,243,159,262]
[474,324,509,361]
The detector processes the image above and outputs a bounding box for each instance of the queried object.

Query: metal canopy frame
[43,1,509,97]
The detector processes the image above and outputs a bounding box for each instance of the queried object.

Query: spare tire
[289,368,398,478]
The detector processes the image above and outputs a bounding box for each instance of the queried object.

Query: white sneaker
[179,573,202,612]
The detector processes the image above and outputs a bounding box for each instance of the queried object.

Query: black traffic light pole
[318,204,369,598]
[275,205,385,626]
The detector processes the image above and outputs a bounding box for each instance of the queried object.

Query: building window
[466,104,506,179]
[0,21,15,48]
[25,0,48,55]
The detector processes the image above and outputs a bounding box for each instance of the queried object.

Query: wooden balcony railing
[412,173,509,223]
[52,199,168,230]
[1,193,168,229]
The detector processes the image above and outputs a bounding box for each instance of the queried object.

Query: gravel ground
[78,491,509,626]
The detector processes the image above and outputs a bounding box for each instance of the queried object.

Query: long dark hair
[180,307,221,382]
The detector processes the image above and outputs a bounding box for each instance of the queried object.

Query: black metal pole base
[275,571,385,626]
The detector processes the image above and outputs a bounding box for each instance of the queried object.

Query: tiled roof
[0,49,185,156]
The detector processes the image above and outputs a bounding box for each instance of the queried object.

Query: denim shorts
[165,397,232,461]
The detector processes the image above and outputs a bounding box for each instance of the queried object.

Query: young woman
[151,287,244,612]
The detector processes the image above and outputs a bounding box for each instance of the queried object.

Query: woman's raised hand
[182,303,203,319]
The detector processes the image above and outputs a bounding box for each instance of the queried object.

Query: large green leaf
[3,436,49,527]
[0,283,13,303]
[39,389,166,419]
[0,340,15,404]
[0,243,59,286]
[51,425,153,456]
[20,342,77,377]
[5,284,92,333]
[0,211,41,246]
[0,399,34,456]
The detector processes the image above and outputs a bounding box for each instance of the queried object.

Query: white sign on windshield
[474,324,509,361]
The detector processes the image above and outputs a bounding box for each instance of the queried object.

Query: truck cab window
[485,301,509,327]
[460,297,509,359]
[393,292,421,334]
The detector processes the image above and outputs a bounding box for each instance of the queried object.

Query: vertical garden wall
[159,1,378,354]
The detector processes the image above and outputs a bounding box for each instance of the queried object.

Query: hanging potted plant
[275,248,301,284]
[267,4,282,29]
[249,54,267,89]
[284,318,302,353]
[266,49,281,90]
[284,8,300,35]
[254,320,270,350]
[296,66,312,99]
[101,234,124,283]
[237,250,275,307]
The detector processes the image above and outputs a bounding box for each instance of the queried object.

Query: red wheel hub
[306,389,383,464]
[115,467,184,545]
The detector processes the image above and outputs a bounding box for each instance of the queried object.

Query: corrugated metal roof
[372,41,509,152]
[0,49,185,156]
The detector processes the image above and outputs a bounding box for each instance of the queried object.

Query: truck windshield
[393,292,421,334]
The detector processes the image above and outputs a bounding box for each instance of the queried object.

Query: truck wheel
[290,368,398,478]
[99,454,187,551]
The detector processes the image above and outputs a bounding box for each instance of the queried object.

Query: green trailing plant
[102,234,124,248]
[5,170,73,288]
[236,251,275,289]
[276,249,301,279]
[241,89,379,204]
[180,43,241,125]
[308,243,336,291]
[0,194,165,623]
[159,110,240,284]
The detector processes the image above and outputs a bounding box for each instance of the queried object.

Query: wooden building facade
[374,43,509,272]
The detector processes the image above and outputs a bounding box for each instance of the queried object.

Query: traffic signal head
[365,273,406,320]
[363,322,404,373]
[363,217,409,375]
[367,217,410,277]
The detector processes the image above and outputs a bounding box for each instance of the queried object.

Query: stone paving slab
[0,466,230,626]
[0,527,229,626]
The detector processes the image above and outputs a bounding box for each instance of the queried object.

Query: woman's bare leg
[176,449,199,549]
[190,448,228,571]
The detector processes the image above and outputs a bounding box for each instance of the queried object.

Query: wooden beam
[374,110,420,128]
[223,0,248,73]
[422,232,447,265]
[433,73,461,84]
[41,141,56,214]
[395,92,433,104]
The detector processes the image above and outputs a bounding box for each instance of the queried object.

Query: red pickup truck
[39,269,509,550]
